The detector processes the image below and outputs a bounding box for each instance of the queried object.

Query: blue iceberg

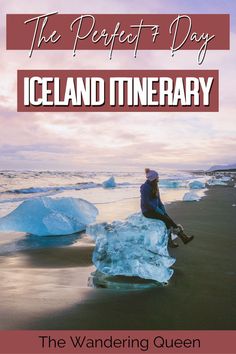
[87,213,175,283]
[0,197,98,236]
[207,177,228,186]
[102,176,116,188]
[189,180,205,189]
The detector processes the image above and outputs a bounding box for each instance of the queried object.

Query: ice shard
[87,213,175,283]
[0,197,98,236]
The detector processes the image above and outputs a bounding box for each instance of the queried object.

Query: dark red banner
[7,14,229,55]
[17,70,219,112]
[0,330,235,354]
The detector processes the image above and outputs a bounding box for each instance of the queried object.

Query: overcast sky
[0,0,235,171]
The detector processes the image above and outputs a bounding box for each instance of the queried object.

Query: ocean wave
[0,180,190,198]
[3,182,100,195]
[116,182,138,187]
[1,181,138,196]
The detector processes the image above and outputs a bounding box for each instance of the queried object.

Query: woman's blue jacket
[140,180,166,215]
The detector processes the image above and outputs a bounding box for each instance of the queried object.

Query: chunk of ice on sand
[87,213,175,283]
[183,192,201,202]
[189,180,205,189]
[0,197,98,236]
[207,178,228,186]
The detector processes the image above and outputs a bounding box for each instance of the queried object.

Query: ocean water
[0,170,206,220]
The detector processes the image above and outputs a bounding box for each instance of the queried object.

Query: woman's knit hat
[145,168,159,181]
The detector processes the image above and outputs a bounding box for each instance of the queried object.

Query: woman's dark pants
[143,210,178,230]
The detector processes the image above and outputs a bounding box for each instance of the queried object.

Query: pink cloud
[0,1,235,170]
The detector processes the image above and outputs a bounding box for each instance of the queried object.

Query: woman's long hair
[145,168,158,198]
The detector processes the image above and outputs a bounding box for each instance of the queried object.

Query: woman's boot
[173,225,194,244]
[178,230,194,244]
[168,229,179,248]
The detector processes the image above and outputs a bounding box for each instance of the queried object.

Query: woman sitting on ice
[140,168,194,248]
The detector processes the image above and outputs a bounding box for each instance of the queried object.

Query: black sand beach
[0,186,235,330]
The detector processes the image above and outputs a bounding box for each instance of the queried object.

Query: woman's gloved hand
[155,206,165,215]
